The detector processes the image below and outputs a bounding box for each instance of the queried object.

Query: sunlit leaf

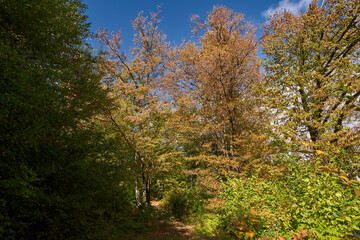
[354,189,360,196]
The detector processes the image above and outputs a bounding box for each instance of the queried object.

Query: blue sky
[84,0,312,50]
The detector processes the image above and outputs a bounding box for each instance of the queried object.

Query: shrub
[219,158,360,239]
[163,189,191,219]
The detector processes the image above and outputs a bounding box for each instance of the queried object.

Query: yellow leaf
[237,225,245,231]
[349,180,360,185]
[245,231,255,238]
[318,166,347,176]
[354,189,360,196]
[316,150,326,155]
[318,166,332,172]
[340,176,350,184]
[334,168,347,176]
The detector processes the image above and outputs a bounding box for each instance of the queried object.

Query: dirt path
[149,200,196,240]
[125,200,196,240]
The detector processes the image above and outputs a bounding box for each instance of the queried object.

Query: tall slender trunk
[145,177,151,206]
[141,158,151,207]
[135,152,144,208]
[135,176,142,207]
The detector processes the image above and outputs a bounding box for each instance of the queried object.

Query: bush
[195,213,222,238]
[163,189,192,219]
[219,158,360,239]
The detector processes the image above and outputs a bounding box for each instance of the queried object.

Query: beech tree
[262,0,360,176]
[98,8,170,207]
[166,6,269,181]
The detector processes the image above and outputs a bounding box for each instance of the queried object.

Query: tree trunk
[145,177,151,206]
[135,176,142,207]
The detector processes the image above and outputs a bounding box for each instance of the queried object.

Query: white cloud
[262,0,312,19]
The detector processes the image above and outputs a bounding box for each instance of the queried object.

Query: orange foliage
[165,6,271,183]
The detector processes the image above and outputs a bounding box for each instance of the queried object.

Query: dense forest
[1,0,360,239]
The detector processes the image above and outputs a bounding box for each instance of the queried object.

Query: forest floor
[124,200,197,240]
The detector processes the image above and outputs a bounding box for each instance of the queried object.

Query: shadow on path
[123,200,196,240]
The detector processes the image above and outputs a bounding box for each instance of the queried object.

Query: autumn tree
[262,0,360,177]
[166,6,269,183]
[98,8,171,208]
